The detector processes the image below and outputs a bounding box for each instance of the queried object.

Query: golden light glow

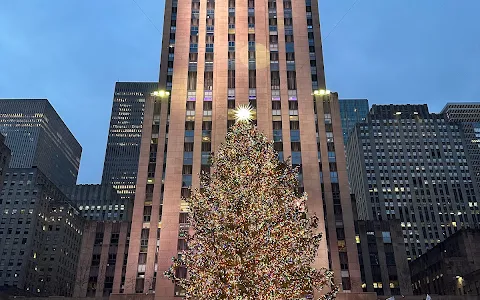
[152,90,170,97]
[313,89,331,95]
[233,104,253,123]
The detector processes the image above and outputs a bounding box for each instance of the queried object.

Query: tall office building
[114,0,363,297]
[0,168,83,296]
[347,104,480,260]
[102,82,159,200]
[442,103,480,188]
[0,99,82,189]
[339,99,369,145]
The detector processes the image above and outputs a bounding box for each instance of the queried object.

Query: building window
[382,231,392,243]
[91,254,101,266]
[110,233,119,245]
[94,233,104,245]
[143,206,152,222]
[341,277,351,291]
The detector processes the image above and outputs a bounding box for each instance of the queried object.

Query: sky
[0,0,479,184]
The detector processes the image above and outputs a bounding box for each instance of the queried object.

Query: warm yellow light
[152,90,170,97]
[313,89,331,96]
[234,104,253,123]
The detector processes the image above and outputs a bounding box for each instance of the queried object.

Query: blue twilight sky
[0,1,479,183]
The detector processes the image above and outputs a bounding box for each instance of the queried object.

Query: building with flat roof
[409,229,480,296]
[0,99,81,190]
[101,82,159,200]
[347,104,480,260]
[115,0,363,295]
[63,184,132,221]
[442,103,480,189]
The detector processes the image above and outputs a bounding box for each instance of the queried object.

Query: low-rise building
[410,228,480,296]
[64,184,132,221]
[73,221,130,298]
[356,219,412,296]
[352,195,413,297]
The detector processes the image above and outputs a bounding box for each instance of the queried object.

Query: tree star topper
[234,104,254,123]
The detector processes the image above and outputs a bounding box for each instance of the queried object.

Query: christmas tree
[165,106,337,299]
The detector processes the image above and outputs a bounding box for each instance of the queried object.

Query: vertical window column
[201,0,214,172]
[269,0,283,161]
[227,0,236,129]
[135,228,149,293]
[248,0,257,124]
[304,0,318,90]
[283,0,302,191]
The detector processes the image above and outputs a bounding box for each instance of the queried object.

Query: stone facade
[118,0,361,296]
[73,221,130,298]
[410,229,480,296]
[119,0,362,296]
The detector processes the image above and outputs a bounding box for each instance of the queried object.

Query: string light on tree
[165,121,338,300]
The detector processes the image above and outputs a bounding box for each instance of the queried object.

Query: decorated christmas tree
[165,106,338,299]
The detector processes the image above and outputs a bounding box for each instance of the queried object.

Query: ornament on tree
[165,111,338,299]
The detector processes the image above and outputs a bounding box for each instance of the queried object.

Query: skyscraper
[339,99,369,145]
[116,0,363,297]
[102,82,159,200]
[347,104,480,260]
[0,99,81,189]
[441,103,480,189]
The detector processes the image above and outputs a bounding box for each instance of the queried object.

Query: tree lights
[165,120,337,300]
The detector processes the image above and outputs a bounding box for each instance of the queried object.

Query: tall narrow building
[116,0,362,297]
[441,102,480,189]
[0,99,81,190]
[101,82,159,199]
[339,99,369,145]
